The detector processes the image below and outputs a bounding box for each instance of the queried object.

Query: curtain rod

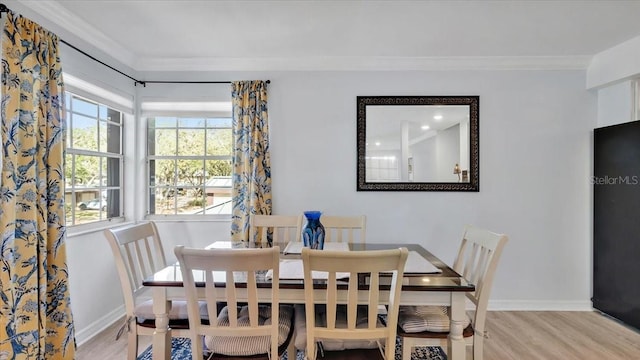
[0,3,270,87]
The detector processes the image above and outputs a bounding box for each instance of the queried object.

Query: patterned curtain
[0,11,76,359]
[230,81,272,247]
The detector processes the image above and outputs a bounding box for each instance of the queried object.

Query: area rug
[137,337,447,360]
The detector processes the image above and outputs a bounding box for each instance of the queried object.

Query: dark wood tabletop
[143,242,475,292]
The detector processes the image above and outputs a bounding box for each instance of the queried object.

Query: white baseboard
[75,305,125,347]
[488,300,593,311]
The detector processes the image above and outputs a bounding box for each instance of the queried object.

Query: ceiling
[15,0,640,72]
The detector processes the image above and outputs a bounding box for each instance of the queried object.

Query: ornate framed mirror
[357,96,479,191]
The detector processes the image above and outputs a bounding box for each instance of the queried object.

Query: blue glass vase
[302,211,325,250]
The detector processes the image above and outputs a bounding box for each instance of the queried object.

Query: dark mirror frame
[357,95,479,191]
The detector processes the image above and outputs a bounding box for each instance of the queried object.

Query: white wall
[597,80,634,127]
[262,70,594,311]
[587,35,640,89]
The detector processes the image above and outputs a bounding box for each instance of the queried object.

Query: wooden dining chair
[398,225,508,360]
[320,215,367,244]
[249,214,303,246]
[298,247,408,360]
[174,245,295,360]
[105,221,198,360]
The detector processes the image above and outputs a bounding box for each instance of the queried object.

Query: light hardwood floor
[77,311,640,360]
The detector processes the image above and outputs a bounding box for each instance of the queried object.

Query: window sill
[144,214,232,222]
[66,217,127,238]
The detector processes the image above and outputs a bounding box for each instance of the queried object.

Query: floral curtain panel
[0,11,76,359]
[230,81,272,247]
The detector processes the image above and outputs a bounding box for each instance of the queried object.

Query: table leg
[448,292,467,360]
[152,287,172,360]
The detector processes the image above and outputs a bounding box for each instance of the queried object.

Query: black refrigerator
[593,120,640,331]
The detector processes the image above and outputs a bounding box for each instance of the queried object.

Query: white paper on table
[400,251,442,274]
[283,242,350,254]
[265,259,350,280]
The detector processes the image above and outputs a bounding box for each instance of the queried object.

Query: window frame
[145,112,233,220]
[64,91,126,230]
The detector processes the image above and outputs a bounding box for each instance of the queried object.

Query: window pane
[151,128,176,156]
[104,189,119,218]
[99,105,108,120]
[150,187,177,215]
[98,120,107,153]
[71,115,98,150]
[106,157,120,187]
[179,118,205,128]
[171,187,206,215]
[206,128,232,156]
[106,121,122,154]
[109,108,122,125]
[176,159,204,186]
[207,118,232,128]
[150,159,176,186]
[75,155,100,187]
[154,117,177,128]
[74,191,105,224]
[65,202,73,226]
[71,97,98,117]
[177,129,204,156]
[206,160,232,177]
[65,153,73,189]
[66,112,71,144]
[204,173,231,215]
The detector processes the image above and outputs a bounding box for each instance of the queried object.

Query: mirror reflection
[357,96,479,191]
[366,105,470,183]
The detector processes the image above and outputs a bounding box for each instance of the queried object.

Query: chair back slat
[302,247,408,360]
[249,214,302,246]
[104,222,167,316]
[204,272,219,326]
[175,246,282,358]
[368,270,380,328]
[320,215,366,244]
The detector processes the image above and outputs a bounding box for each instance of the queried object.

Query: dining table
[142,241,475,360]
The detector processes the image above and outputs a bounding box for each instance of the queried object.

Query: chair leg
[192,335,204,360]
[473,335,483,360]
[401,337,413,360]
[287,341,296,360]
[127,331,138,360]
[306,342,316,360]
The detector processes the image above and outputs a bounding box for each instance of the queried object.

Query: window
[65,93,123,225]
[147,117,232,216]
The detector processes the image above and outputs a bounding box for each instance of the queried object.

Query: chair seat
[398,306,471,334]
[293,304,384,351]
[205,304,294,357]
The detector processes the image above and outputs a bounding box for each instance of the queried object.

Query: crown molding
[15,1,591,73]
[136,55,592,72]
[17,0,137,68]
